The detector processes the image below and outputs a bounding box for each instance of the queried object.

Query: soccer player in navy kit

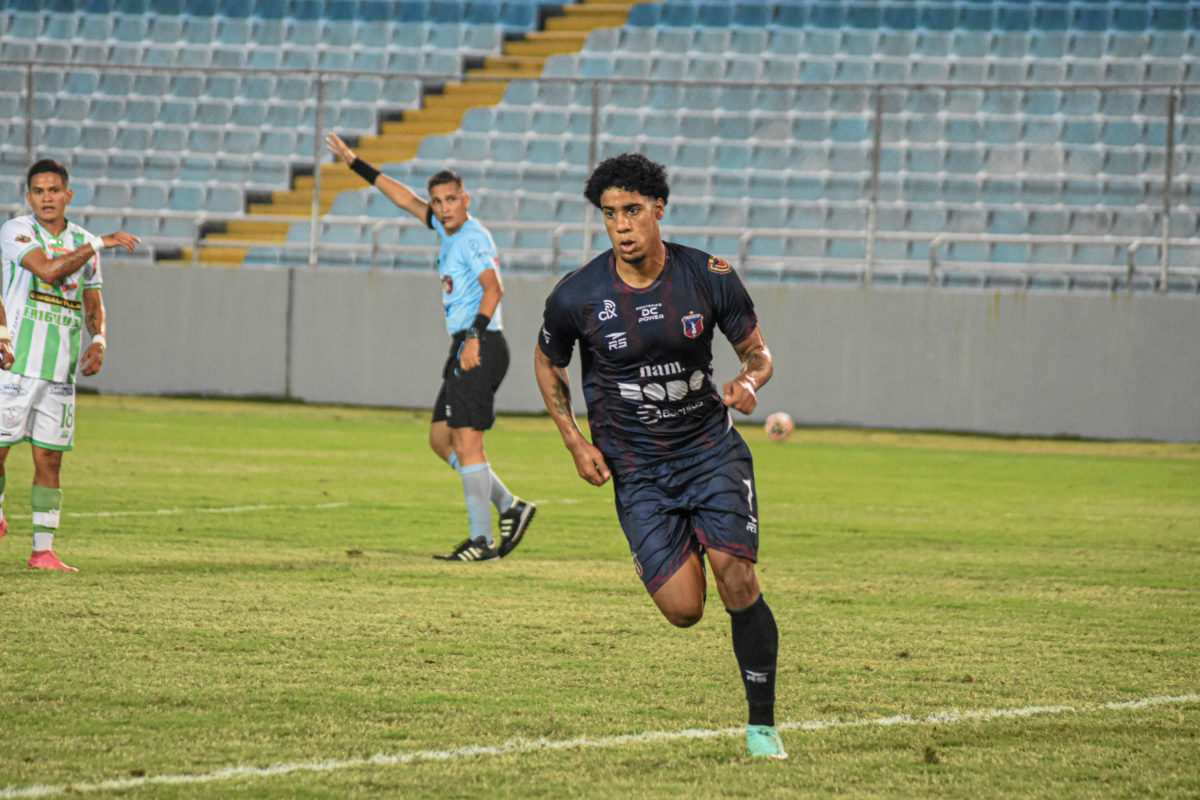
[534,154,786,759]
[326,133,535,561]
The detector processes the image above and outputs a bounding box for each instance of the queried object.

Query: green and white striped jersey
[0,215,103,384]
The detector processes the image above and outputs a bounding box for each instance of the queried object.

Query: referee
[326,133,535,561]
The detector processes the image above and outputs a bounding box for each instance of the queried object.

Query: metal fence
[3,60,1198,292]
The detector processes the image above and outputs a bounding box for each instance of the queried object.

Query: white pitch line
[4,502,348,520]
[1,693,1195,799]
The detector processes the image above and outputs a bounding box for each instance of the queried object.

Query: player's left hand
[722,375,758,415]
[0,340,13,371]
[458,338,481,371]
[101,232,140,253]
[80,339,105,376]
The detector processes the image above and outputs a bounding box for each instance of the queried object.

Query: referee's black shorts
[432,329,510,431]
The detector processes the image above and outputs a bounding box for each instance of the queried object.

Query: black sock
[727,593,778,727]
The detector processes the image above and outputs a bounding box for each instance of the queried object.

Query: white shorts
[0,373,76,451]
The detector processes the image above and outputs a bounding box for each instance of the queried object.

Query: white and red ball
[764,412,794,442]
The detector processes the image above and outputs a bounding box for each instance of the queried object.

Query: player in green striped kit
[0,159,139,571]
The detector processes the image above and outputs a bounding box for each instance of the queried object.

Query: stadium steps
[169,0,644,267]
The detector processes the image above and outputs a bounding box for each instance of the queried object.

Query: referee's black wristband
[465,313,490,340]
[350,157,380,185]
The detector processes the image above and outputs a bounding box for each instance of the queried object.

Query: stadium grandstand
[2,0,1198,292]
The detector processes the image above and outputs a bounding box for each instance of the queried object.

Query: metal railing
[3,59,1198,291]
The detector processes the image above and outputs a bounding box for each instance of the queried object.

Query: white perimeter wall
[86,262,1200,442]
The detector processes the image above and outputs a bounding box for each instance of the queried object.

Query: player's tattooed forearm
[53,249,93,278]
[743,350,767,375]
[86,310,100,335]
[551,380,573,419]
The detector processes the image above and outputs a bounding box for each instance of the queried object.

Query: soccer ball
[764,412,794,442]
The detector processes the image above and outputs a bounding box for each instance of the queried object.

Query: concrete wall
[86,262,1200,442]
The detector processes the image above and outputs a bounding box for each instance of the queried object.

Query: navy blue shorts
[613,427,759,595]
[432,330,509,430]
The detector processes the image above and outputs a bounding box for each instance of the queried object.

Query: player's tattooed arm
[79,289,107,376]
[723,325,773,414]
[534,344,611,486]
[21,233,138,284]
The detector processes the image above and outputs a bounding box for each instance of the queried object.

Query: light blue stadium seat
[752,114,793,142]
[945,206,987,234]
[749,144,791,173]
[767,28,803,55]
[825,174,869,202]
[330,191,367,217]
[91,183,131,209]
[46,124,81,151]
[129,183,168,211]
[115,125,154,153]
[785,174,824,202]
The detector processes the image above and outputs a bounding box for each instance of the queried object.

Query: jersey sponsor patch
[442,274,454,294]
[707,256,732,274]
[681,312,704,338]
[15,235,31,243]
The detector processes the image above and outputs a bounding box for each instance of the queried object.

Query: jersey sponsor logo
[619,379,692,404]
[681,312,704,338]
[638,361,683,378]
[605,331,627,351]
[707,256,732,274]
[597,299,618,322]
[635,399,705,425]
[0,383,28,397]
[441,275,454,294]
[636,303,664,324]
[30,290,81,311]
[49,382,73,396]
[15,235,31,243]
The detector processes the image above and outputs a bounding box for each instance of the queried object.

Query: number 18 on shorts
[0,373,76,450]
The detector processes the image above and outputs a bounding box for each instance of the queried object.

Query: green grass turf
[1,395,1197,799]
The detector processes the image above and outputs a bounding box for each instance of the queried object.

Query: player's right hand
[102,232,140,253]
[0,340,13,371]
[326,132,355,165]
[570,441,611,486]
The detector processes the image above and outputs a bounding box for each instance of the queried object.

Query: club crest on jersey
[441,275,453,294]
[681,312,704,338]
[15,235,31,243]
[707,256,732,274]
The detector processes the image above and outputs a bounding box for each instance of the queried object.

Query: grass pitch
[1,395,1197,799]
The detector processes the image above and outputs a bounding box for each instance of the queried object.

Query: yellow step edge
[546,16,628,32]
[224,220,291,236]
[441,81,510,98]
[505,39,586,58]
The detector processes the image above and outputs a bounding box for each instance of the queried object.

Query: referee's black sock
[727,593,778,727]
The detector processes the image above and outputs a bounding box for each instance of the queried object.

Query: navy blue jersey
[539,242,758,473]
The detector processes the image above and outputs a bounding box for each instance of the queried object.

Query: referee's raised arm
[325,132,429,223]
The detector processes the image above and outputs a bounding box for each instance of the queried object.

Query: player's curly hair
[583,153,670,209]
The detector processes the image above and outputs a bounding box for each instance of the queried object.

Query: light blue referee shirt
[430,216,504,336]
